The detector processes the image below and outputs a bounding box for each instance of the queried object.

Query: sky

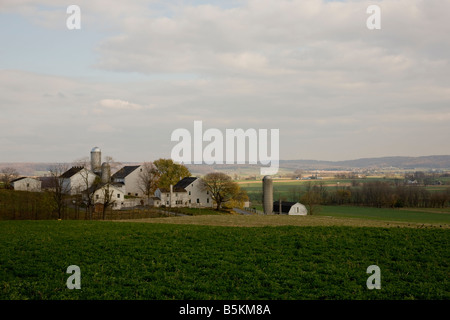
[0,0,449,164]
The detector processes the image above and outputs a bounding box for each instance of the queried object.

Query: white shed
[273,201,308,215]
[11,177,42,192]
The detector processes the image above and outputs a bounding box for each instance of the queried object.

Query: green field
[318,206,450,224]
[0,220,448,300]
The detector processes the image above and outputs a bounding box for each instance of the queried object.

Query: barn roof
[10,177,27,183]
[60,166,85,178]
[174,177,197,189]
[112,166,140,179]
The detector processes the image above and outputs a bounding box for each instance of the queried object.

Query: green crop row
[0,221,448,300]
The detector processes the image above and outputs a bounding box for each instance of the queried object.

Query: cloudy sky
[1,0,449,164]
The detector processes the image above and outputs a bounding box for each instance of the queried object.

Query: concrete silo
[101,162,111,183]
[262,175,273,215]
[91,147,102,175]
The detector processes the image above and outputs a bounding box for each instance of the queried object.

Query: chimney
[169,184,173,208]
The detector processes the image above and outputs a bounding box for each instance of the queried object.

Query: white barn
[60,166,98,195]
[273,201,308,215]
[10,177,42,192]
[111,165,143,197]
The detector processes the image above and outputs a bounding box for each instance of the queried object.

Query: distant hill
[1,155,450,176]
[279,155,450,170]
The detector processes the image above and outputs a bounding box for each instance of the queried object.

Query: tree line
[298,181,450,213]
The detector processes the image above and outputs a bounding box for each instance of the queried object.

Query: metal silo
[262,175,273,215]
[91,147,102,174]
[101,162,111,183]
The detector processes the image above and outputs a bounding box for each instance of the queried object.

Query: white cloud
[1,0,450,162]
[97,99,151,111]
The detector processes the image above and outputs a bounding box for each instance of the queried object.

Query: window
[207,198,209,203]
[135,193,138,196]
[117,194,121,198]
[197,198,200,203]
[27,183,30,187]
[96,195,99,200]
[188,191,191,195]
[166,201,169,205]
[206,190,209,195]
[167,193,170,197]
[175,193,178,197]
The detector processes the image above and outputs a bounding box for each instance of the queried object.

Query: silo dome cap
[91,147,101,152]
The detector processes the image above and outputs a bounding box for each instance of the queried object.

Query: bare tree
[48,164,71,219]
[0,167,19,189]
[300,181,323,215]
[100,184,116,220]
[138,162,160,205]
[72,157,101,219]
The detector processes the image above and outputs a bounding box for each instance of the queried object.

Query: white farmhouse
[111,165,143,197]
[154,177,213,208]
[60,166,98,195]
[10,177,42,192]
[273,201,308,215]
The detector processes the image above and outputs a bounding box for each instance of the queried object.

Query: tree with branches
[138,162,160,205]
[0,167,19,189]
[201,172,241,210]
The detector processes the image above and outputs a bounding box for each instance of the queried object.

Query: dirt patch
[114,214,449,229]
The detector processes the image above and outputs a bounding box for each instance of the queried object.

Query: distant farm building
[111,165,143,197]
[60,166,97,195]
[10,177,41,192]
[154,177,213,208]
[90,183,126,210]
[273,201,308,215]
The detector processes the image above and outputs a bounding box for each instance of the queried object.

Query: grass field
[318,206,450,224]
[0,220,448,300]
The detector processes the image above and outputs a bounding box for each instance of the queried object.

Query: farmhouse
[273,201,307,215]
[111,165,143,197]
[154,177,213,208]
[10,177,42,192]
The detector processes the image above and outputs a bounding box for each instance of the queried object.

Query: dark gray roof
[174,177,197,190]
[60,166,85,178]
[273,201,297,214]
[112,166,140,179]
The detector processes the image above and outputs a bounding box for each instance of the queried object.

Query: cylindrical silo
[262,175,273,215]
[101,162,111,183]
[91,147,102,174]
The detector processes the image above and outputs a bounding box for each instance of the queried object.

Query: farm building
[154,177,213,208]
[273,201,308,215]
[111,165,143,197]
[10,177,42,192]
[86,183,126,210]
[60,166,97,195]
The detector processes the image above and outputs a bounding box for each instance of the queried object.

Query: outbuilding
[273,201,308,215]
[10,177,42,192]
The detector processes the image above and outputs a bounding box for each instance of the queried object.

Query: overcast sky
[1,0,449,164]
